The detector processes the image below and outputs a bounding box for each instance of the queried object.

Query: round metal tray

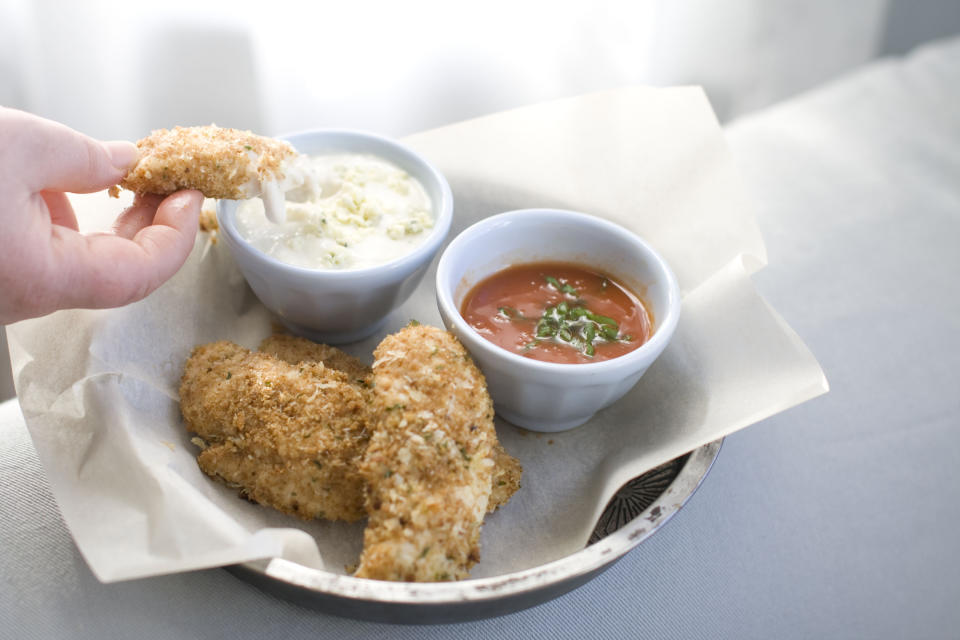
[228,439,722,624]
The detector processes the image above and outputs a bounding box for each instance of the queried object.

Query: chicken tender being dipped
[116,125,316,223]
[179,340,370,522]
[355,325,499,582]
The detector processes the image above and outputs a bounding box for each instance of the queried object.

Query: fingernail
[104,141,139,172]
[167,190,202,213]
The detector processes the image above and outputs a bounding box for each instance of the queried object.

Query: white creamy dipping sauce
[236,153,434,269]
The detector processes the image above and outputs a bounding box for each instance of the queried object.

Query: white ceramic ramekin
[436,209,680,431]
[217,129,453,343]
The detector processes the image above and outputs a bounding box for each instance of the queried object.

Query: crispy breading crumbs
[354,325,499,582]
[179,340,371,522]
[489,442,522,510]
[260,333,520,516]
[260,334,373,387]
[198,204,219,234]
[178,332,522,580]
[119,125,296,199]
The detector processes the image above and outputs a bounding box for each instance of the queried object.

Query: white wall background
[2,0,960,399]
[0,0,903,140]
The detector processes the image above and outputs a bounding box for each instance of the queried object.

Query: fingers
[0,107,138,194]
[128,190,203,283]
[48,190,202,310]
[112,194,164,240]
[41,191,80,230]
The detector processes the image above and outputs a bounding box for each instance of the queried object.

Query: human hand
[0,108,202,325]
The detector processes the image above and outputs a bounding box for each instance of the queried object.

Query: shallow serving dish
[217,129,453,344]
[229,439,721,624]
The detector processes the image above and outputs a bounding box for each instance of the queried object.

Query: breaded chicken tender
[118,125,297,199]
[179,340,370,522]
[354,325,500,582]
[180,331,521,577]
[260,333,521,515]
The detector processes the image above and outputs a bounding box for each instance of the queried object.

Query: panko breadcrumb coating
[260,334,373,387]
[260,333,521,514]
[354,325,499,582]
[489,442,522,511]
[178,331,521,579]
[198,203,219,234]
[179,340,370,522]
[117,125,296,199]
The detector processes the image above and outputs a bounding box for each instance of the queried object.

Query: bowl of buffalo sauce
[436,209,680,432]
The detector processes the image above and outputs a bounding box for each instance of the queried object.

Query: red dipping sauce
[460,262,652,364]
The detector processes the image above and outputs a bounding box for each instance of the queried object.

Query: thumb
[1,107,138,194]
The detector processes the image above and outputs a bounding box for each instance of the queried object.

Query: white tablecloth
[2,35,959,639]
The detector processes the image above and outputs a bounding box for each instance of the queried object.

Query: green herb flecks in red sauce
[461,262,652,364]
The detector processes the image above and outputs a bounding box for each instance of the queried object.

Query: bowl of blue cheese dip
[217,129,453,343]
